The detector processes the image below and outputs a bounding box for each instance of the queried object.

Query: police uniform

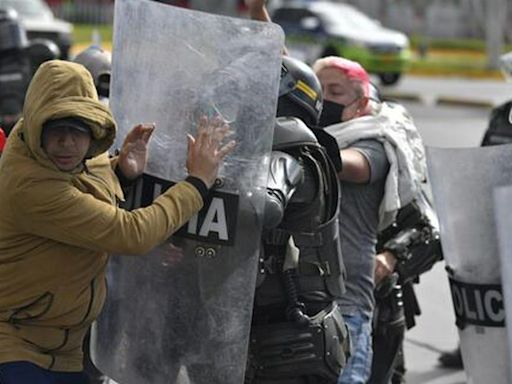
[245,56,349,384]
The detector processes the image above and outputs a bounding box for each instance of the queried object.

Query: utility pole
[485,0,506,69]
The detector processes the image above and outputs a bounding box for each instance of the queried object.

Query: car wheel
[379,72,401,86]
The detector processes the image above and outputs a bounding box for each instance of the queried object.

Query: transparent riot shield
[493,185,512,380]
[427,145,512,384]
[91,1,284,383]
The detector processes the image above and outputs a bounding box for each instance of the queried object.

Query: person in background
[0,8,60,136]
[73,45,112,103]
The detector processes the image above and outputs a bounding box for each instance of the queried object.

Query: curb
[381,91,423,103]
[381,91,495,109]
[435,96,494,109]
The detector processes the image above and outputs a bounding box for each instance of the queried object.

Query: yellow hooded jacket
[0,60,203,371]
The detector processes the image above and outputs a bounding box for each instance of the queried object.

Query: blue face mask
[318,100,346,128]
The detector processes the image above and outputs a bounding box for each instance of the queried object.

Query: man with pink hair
[313,56,391,384]
[313,55,428,384]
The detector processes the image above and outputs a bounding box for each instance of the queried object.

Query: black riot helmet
[73,45,112,98]
[0,8,28,52]
[26,39,61,74]
[277,56,323,127]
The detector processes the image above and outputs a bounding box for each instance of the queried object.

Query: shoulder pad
[272,116,318,150]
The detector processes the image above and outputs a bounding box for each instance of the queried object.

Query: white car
[272,1,411,85]
[0,0,73,59]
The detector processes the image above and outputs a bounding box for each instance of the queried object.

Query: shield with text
[427,144,512,384]
[91,1,284,383]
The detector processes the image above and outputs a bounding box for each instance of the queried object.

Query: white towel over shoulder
[325,102,427,230]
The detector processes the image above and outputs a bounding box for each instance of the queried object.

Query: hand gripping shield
[91,1,284,383]
[427,145,512,384]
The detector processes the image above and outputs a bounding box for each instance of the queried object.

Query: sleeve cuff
[115,166,139,188]
[185,176,209,203]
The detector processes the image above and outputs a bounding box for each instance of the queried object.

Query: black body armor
[246,117,348,384]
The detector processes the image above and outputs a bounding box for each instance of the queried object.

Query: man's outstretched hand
[118,123,155,180]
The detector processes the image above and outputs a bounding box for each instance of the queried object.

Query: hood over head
[21,59,116,170]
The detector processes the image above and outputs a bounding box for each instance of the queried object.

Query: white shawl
[325,102,427,230]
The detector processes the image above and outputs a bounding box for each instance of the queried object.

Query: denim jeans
[0,361,90,384]
[337,311,373,384]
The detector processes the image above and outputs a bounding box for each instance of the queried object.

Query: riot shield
[493,185,512,380]
[91,1,284,383]
[427,145,512,384]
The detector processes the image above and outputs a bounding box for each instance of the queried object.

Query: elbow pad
[263,151,303,229]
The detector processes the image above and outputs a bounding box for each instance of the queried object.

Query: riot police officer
[0,8,31,135]
[245,56,349,384]
[436,51,512,371]
[0,8,60,135]
[73,45,112,102]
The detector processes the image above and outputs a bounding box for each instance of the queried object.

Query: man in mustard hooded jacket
[0,60,235,384]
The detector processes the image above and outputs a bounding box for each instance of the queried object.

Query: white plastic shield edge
[91,0,284,383]
[426,145,512,384]
[493,185,512,381]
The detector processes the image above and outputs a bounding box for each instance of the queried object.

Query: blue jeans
[0,361,90,384]
[338,312,373,384]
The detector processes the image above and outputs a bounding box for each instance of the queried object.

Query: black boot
[438,346,463,369]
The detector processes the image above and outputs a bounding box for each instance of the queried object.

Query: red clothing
[0,128,5,153]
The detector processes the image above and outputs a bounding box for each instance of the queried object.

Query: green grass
[408,50,503,78]
[410,35,512,53]
[73,24,113,45]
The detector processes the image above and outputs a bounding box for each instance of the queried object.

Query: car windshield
[0,0,49,17]
[313,3,380,32]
